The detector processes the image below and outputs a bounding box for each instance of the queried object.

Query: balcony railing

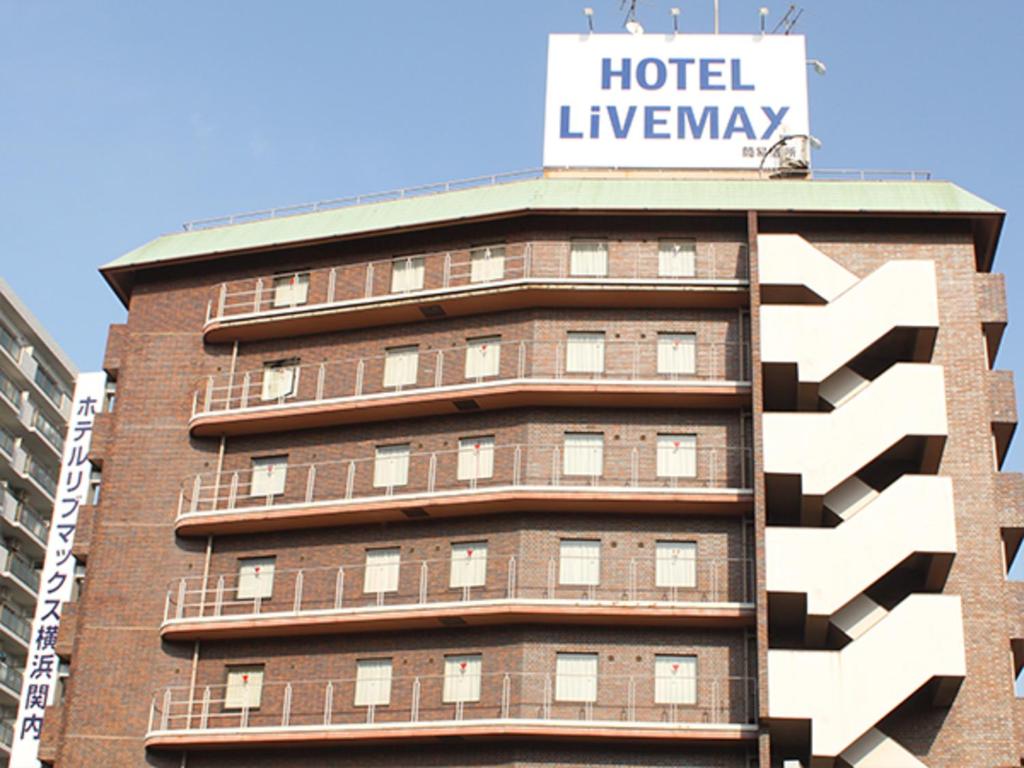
[0,605,31,644]
[149,671,757,739]
[24,456,57,497]
[0,661,23,695]
[0,427,13,460]
[31,407,64,452]
[194,338,750,417]
[164,553,753,625]
[0,546,39,593]
[0,370,19,411]
[205,241,749,325]
[179,442,752,520]
[0,488,50,546]
[0,323,19,363]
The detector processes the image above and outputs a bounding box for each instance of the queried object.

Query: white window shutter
[570,242,608,277]
[657,333,697,375]
[391,257,425,293]
[363,548,401,593]
[272,273,310,307]
[261,364,297,401]
[464,337,501,379]
[354,659,393,706]
[555,653,598,702]
[655,655,697,704]
[559,540,601,585]
[565,332,605,374]
[450,542,488,588]
[224,667,264,710]
[237,557,276,600]
[470,246,506,283]
[373,444,410,488]
[563,433,603,477]
[656,434,697,478]
[443,655,482,702]
[250,457,288,497]
[457,436,495,480]
[383,346,419,389]
[655,541,697,588]
[658,240,697,278]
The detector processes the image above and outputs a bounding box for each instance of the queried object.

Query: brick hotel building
[37,173,1021,767]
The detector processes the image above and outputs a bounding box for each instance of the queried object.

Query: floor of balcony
[190,379,752,437]
[161,598,756,641]
[203,280,751,343]
[146,718,758,751]
[175,485,754,536]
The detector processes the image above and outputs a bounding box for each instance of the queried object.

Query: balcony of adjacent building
[0,322,72,423]
[0,433,57,511]
[201,240,750,343]
[0,542,39,602]
[190,336,751,437]
[0,604,32,653]
[146,666,757,751]
[0,659,22,708]
[161,547,754,641]
[0,484,49,558]
[175,439,753,535]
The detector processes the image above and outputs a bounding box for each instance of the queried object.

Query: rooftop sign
[543,33,809,169]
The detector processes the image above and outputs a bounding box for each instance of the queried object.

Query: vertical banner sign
[543,33,810,169]
[11,372,107,768]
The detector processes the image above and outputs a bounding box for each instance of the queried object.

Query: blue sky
[2,0,1023,471]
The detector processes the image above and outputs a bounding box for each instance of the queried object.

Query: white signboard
[11,372,106,768]
[543,33,810,169]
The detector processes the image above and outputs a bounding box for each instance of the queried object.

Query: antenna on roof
[772,4,804,34]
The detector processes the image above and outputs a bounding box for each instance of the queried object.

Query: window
[0,319,19,360]
[470,245,506,283]
[457,436,495,481]
[383,346,419,389]
[391,256,425,293]
[570,241,608,277]
[224,665,264,710]
[33,362,63,405]
[565,332,605,374]
[237,557,276,600]
[249,456,288,498]
[563,433,603,477]
[373,444,410,488]
[261,360,298,401]
[559,540,600,586]
[657,435,697,478]
[555,652,598,702]
[658,240,697,278]
[464,336,501,379]
[656,541,697,588]
[272,273,310,307]
[363,548,401,594]
[354,659,393,707]
[32,408,63,451]
[450,541,488,588]
[443,654,482,703]
[657,333,696,376]
[654,655,697,704]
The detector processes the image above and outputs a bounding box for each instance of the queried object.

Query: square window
[465,336,501,379]
[443,654,482,703]
[570,242,608,277]
[457,436,495,481]
[565,332,605,374]
[563,433,603,477]
[658,240,697,278]
[656,435,697,478]
[373,444,410,488]
[363,548,401,594]
[383,346,419,389]
[657,333,696,376]
[237,556,276,600]
[655,541,697,588]
[470,246,506,283]
[224,665,264,710]
[654,655,697,704]
[354,659,393,707]
[261,360,298,401]
[555,652,598,702]
[272,273,310,307]
[391,256,425,293]
[450,541,488,588]
[559,540,601,586]
[250,456,288,498]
